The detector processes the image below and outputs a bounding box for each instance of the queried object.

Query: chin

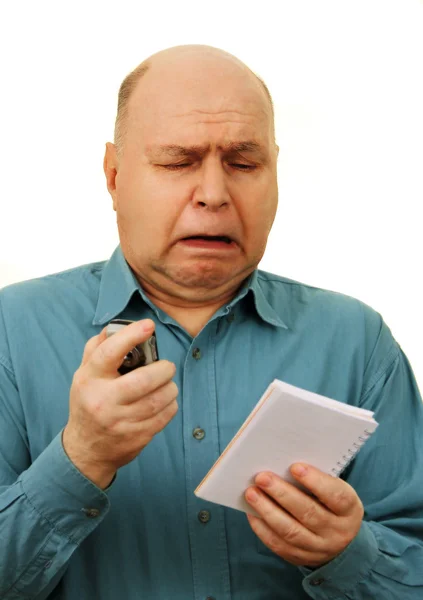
[154,260,239,290]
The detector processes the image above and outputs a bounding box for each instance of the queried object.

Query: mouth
[182,235,233,244]
[178,235,239,251]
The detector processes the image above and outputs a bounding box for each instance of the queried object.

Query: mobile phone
[106,319,159,375]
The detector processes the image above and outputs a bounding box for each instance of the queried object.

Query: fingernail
[291,464,307,477]
[256,474,272,488]
[246,489,258,503]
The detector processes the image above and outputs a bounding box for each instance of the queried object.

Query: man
[0,44,422,600]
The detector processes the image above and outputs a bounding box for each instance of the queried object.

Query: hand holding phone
[63,319,178,488]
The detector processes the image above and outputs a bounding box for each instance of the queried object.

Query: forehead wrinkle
[147,144,210,158]
[147,140,267,159]
[186,108,259,116]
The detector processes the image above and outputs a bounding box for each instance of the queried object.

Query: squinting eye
[163,163,191,170]
[231,163,256,171]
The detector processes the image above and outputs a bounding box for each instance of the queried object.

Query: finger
[90,319,155,376]
[290,464,360,516]
[246,514,327,567]
[131,397,179,435]
[81,327,108,366]
[254,472,331,535]
[114,360,177,404]
[244,486,320,551]
[122,380,179,420]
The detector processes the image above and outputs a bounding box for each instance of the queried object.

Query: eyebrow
[147,141,268,160]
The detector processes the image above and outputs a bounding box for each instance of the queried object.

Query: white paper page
[195,382,378,515]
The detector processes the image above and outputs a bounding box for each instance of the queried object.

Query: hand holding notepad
[195,379,378,515]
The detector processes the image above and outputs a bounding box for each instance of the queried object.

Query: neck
[140,283,241,338]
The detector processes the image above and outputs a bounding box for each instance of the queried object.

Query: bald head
[113,45,275,154]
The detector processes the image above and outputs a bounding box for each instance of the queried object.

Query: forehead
[125,58,273,148]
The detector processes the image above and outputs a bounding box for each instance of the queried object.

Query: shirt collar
[93,246,140,326]
[93,245,288,329]
[236,269,288,329]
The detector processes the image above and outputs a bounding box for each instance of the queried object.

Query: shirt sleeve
[300,316,423,599]
[0,356,112,599]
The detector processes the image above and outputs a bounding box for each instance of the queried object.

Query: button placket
[184,323,231,598]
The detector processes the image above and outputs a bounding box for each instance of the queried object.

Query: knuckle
[332,490,351,512]
[97,343,113,363]
[302,504,319,526]
[274,487,288,504]
[283,524,302,545]
[147,392,161,415]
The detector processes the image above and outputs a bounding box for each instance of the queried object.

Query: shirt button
[310,578,325,586]
[193,427,205,440]
[192,347,201,360]
[227,312,235,323]
[82,508,100,518]
[198,509,211,524]
[206,597,216,600]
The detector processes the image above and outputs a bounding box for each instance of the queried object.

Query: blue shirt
[0,245,422,600]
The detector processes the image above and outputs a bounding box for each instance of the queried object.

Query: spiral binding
[330,429,373,476]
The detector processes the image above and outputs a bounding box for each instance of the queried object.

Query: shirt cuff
[18,430,111,545]
[300,521,379,598]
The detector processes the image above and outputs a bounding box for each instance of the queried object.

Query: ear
[103,142,119,211]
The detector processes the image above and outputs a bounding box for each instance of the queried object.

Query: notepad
[194,379,378,515]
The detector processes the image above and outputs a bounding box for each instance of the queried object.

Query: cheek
[244,191,277,238]
[116,172,181,247]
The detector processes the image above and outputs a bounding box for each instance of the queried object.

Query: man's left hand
[245,464,364,568]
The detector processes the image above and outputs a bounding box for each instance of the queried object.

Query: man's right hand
[62,319,178,489]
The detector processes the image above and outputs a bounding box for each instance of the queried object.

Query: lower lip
[179,239,238,250]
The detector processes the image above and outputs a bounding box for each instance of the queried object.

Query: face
[104,51,279,305]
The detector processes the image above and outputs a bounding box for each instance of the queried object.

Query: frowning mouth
[182,235,233,244]
[178,235,239,251]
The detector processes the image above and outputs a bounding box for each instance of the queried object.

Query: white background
[1,0,422,390]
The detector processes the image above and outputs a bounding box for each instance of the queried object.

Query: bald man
[0,45,422,600]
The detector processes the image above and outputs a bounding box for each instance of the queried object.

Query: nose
[191,158,231,211]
